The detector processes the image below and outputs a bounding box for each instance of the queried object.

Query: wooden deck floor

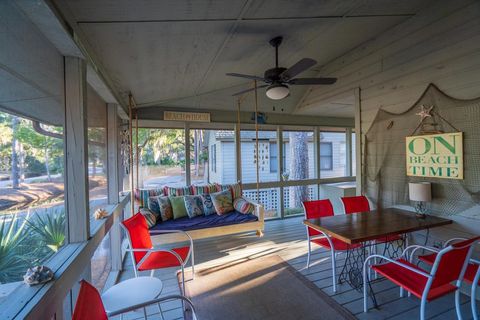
[117,217,477,320]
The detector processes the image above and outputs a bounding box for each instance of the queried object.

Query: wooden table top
[303,207,452,244]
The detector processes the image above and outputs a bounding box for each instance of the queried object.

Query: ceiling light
[266,83,289,100]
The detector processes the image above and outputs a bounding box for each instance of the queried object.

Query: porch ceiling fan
[226,36,337,100]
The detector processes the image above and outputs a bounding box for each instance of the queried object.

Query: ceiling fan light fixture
[266,83,289,100]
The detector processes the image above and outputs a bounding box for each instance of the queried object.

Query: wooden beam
[354,87,362,195]
[64,56,89,242]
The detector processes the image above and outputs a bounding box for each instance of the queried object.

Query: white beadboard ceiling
[52,0,436,117]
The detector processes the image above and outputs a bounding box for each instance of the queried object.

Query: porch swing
[128,81,265,244]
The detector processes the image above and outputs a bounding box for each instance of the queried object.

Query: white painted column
[107,103,122,272]
[107,103,119,204]
[63,56,90,319]
[185,123,191,186]
[64,56,90,243]
[346,127,353,177]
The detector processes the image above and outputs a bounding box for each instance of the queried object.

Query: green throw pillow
[169,196,188,219]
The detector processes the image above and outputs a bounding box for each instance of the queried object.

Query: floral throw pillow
[157,196,173,222]
[147,196,161,219]
[210,190,234,215]
[201,194,216,216]
[184,195,204,218]
[216,182,242,199]
[233,197,255,214]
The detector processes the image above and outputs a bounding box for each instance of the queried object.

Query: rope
[254,80,260,201]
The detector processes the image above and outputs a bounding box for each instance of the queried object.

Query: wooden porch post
[63,56,90,319]
[64,56,90,243]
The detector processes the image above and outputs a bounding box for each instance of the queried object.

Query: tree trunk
[289,132,309,208]
[45,142,51,182]
[11,116,20,189]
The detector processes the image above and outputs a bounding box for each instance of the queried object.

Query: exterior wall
[221,141,236,183]
[209,133,348,184]
[298,0,480,242]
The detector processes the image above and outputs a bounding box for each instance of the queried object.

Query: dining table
[303,207,452,305]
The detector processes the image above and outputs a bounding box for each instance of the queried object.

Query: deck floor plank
[117,217,474,320]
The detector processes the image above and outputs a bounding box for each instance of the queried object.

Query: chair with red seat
[415,237,480,320]
[72,279,198,320]
[121,213,194,294]
[341,195,371,215]
[341,195,403,250]
[363,236,480,320]
[303,199,361,292]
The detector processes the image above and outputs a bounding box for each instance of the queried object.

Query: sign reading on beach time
[164,111,211,122]
[406,132,463,179]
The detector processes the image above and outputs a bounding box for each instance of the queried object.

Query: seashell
[94,208,109,220]
[23,265,54,286]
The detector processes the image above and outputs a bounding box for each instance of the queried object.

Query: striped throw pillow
[165,186,193,196]
[193,184,219,195]
[134,188,164,207]
[233,197,255,214]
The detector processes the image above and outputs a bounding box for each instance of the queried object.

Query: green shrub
[26,210,65,252]
[0,215,30,283]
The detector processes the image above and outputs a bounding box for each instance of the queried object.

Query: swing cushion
[150,210,258,232]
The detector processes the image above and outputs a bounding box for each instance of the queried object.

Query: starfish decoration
[416,105,434,121]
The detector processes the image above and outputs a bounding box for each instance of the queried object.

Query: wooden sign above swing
[164,111,211,122]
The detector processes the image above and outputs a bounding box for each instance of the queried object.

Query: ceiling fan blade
[232,84,268,96]
[288,77,337,85]
[280,58,317,80]
[226,73,266,82]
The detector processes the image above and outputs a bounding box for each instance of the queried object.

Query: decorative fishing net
[363,84,480,219]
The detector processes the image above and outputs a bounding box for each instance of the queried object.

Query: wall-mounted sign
[406,132,463,179]
[164,111,211,122]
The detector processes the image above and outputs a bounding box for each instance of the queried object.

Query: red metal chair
[341,195,371,215]
[363,236,480,320]
[72,280,198,320]
[303,199,360,292]
[121,213,194,295]
[416,237,480,320]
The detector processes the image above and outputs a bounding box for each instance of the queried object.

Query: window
[320,142,333,170]
[87,89,108,215]
[0,111,65,295]
[320,131,347,178]
[211,144,217,173]
[241,130,278,183]
[283,130,314,180]
[283,185,318,216]
[269,142,277,173]
[243,187,280,219]
[138,128,186,188]
[189,129,235,185]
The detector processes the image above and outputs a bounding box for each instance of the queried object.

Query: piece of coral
[23,265,54,286]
